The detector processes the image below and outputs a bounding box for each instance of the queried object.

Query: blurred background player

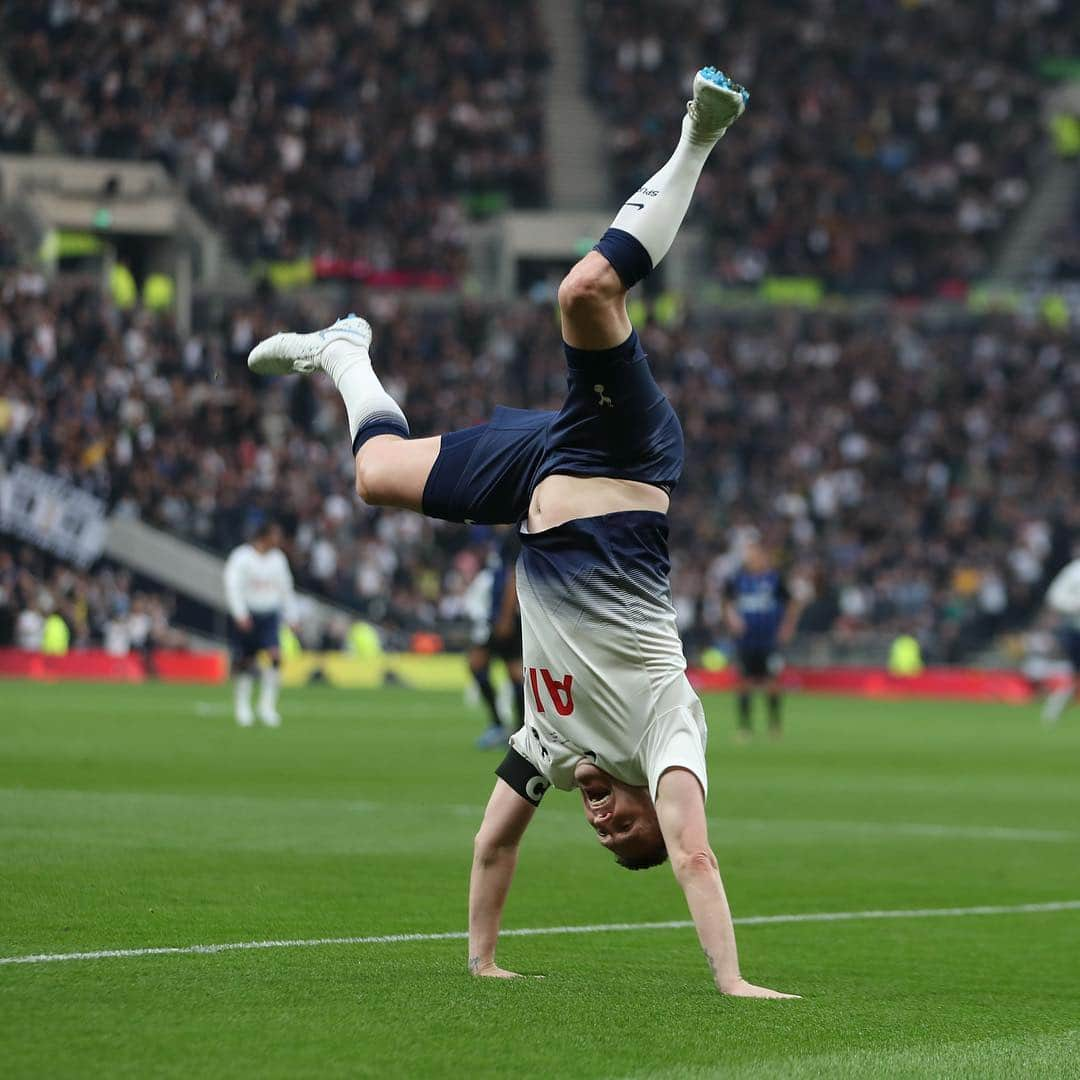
[468,528,525,750]
[724,538,804,740]
[223,521,297,728]
[1042,553,1080,723]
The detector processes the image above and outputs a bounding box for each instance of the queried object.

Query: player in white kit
[223,521,297,727]
[1043,555,1080,722]
[248,69,796,998]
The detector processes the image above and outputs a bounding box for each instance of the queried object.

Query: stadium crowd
[0,0,549,269]
[583,0,1078,294]
[7,1,1080,299]
[1041,186,1080,280]
[0,80,38,153]
[0,545,182,654]
[2,267,1077,661]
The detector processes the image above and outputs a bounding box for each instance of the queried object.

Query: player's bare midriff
[527,474,670,533]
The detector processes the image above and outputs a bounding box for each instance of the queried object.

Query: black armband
[496,748,551,806]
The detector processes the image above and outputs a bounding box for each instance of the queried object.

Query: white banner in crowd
[0,464,107,568]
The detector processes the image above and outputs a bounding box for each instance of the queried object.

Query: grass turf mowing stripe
[3,899,1078,968]
[6,788,1077,844]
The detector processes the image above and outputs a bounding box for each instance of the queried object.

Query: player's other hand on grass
[720,977,800,1000]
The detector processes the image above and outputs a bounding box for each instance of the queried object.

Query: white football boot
[685,66,749,146]
[247,313,372,376]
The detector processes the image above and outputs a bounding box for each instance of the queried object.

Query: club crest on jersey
[594,384,613,408]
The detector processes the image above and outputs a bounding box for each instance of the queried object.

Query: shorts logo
[525,776,550,802]
[594,384,613,408]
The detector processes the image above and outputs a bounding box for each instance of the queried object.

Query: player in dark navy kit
[471,528,525,749]
[724,539,803,739]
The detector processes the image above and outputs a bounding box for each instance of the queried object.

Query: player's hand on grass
[469,957,544,979]
[468,959,535,979]
[720,977,800,1000]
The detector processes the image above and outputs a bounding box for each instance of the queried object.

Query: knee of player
[354,451,388,505]
[558,258,622,317]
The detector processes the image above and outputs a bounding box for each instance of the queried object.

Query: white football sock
[321,340,408,445]
[1042,682,1074,723]
[234,673,254,720]
[258,666,280,717]
[606,113,720,267]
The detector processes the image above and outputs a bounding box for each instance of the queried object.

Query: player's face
[745,541,771,573]
[574,760,662,860]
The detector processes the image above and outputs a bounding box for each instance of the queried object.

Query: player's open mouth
[578,775,613,808]
[574,760,613,811]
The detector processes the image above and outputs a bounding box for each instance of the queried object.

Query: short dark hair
[252,519,279,541]
[615,838,669,871]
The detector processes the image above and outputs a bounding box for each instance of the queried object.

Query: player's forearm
[673,850,742,990]
[467,841,519,970]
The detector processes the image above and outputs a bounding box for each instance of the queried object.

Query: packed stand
[4,268,1079,660]
[0,80,37,152]
[582,0,1078,295]
[1038,185,1080,280]
[0,0,548,270]
[0,545,184,654]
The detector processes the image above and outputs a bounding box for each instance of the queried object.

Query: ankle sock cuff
[353,415,410,456]
[593,227,654,289]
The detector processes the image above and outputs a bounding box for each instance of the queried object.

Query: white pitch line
[3,900,1078,968]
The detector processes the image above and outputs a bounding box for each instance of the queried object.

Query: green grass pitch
[2,681,1078,1078]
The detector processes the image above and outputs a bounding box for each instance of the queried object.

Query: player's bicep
[654,766,710,857]
[476,749,549,848]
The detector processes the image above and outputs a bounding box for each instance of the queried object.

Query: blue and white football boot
[247,314,372,376]
[686,66,749,145]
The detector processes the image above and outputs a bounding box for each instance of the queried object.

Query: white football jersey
[1047,558,1080,628]
[509,512,707,800]
[223,544,297,621]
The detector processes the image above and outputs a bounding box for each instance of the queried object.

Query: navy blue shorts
[737,646,783,680]
[421,331,683,525]
[230,612,280,662]
[421,407,552,525]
